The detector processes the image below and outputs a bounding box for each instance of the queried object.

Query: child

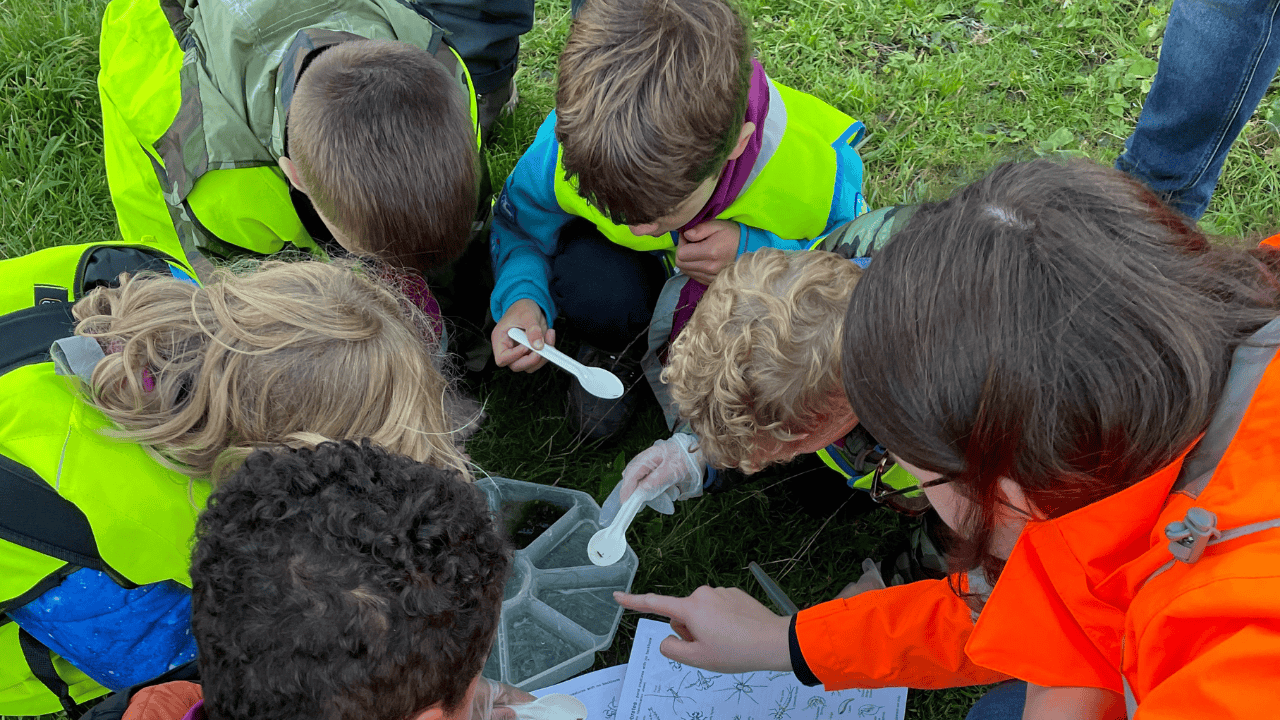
[617,159,1280,717]
[0,256,470,715]
[116,441,531,720]
[488,0,869,439]
[601,218,920,526]
[99,0,484,274]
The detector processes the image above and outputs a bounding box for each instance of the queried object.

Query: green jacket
[0,242,210,717]
[99,0,478,260]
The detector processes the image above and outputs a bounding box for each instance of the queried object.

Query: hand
[835,558,887,599]
[492,298,556,372]
[614,586,792,673]
[676,220,742,285]
[1023,684,1125,720]
[599,434,705,525]
[471,677,537,720]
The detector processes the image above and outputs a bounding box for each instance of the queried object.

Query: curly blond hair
[663,249,862,472]
[73,260,471,480]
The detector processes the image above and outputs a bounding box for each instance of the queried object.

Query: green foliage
[6,0,1280,717]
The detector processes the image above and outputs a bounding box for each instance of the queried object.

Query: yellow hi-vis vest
[551,78,865,255]
[0,242,210,716]
[99,0,479,262]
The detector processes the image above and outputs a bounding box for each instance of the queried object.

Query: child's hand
[676,220,742,285]
[492,299,556,372]
[614,586,792,674]
[472,677,537,720]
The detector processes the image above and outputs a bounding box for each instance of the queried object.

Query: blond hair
[663,249,862,472]
[73,260,471,480]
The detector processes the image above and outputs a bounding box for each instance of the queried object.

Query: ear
[411,709,447,720]
[996,477,1040,519]
[278,156,306,193]
[727,122,756,161]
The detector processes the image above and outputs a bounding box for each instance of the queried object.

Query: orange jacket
[797,323,1280,715]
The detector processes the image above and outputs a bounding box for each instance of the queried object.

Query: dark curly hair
[191,440,510,720]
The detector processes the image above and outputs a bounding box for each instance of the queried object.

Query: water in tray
[507,612,580,682]
[533,523,595,569]
[537,588,619,635]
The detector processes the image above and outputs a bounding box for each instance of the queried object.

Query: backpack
[0,242,197,717]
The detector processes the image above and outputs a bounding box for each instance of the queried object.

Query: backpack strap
[18,627,79,717]
[0,454,111,586]
[0,302,76,376]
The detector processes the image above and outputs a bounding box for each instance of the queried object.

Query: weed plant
[4,0,1280,717]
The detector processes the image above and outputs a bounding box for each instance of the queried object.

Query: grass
[5,0,1280,717]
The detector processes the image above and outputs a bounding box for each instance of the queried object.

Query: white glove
[599,433,705,525]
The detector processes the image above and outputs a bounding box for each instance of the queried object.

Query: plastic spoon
[507,327,624,399]
[587,486,658,566]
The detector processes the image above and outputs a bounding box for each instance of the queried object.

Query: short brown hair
[664,249,861,472]
[289,39,477,272]
[193,441,509,720]
[556,0,752,225]
[841,158,1280,586]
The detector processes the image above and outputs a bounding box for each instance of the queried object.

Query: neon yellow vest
[99,0,479,261]
[551,79,861,254]
[0,242,210,716]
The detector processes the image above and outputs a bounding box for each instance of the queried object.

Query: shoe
[567,343,644,442]
[477,78,518,144]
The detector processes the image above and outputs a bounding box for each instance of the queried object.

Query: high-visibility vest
[552,79,866,256]
[0,242,211,716]
[99,0,479,261]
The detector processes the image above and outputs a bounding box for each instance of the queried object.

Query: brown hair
[556,0,752,225]
[193,441,508,720]
[289,39,477,273]
[665,249,861,472]
[73,260,472,480]
[841,159,1280,585]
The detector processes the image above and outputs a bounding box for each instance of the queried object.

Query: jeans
[965,681,1027,720]
[1115,0,1280,220]
[422,0,534,94]
[550,220,668,353]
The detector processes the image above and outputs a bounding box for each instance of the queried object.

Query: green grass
[6,0,1280,717]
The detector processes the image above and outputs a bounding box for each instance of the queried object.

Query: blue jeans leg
[1115,0,1280,220]
[965,681,1027,720]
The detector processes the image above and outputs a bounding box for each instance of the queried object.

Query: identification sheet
[615,619,908,720]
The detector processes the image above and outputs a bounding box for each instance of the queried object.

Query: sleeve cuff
[789,614,822,687]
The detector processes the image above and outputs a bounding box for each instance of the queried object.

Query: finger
[614,591,690,619]
[545,328,557,347]
[671,618,694,642]
[658,633,702,667]
[489,707,518,720]
[494,343,531,368]
[509,352,548,373]
[524,323,546,350]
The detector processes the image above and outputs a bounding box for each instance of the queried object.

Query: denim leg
[1116,0,1280,219]
[550,220,668,352]
[965,681,1027,720]
[422,0,534,94]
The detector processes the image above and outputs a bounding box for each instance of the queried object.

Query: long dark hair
[842,159,1280,586]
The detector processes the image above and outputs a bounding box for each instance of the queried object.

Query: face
[626,172,721,238]
[747,397,859,471]
[893,457,1034,561]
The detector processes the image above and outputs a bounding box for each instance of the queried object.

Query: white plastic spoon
[587,486,659,566]
[507,327,624,399]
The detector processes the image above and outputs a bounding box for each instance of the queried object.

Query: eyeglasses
[868,455,953,515]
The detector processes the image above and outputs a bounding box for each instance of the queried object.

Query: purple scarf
[666,60,770,345]
[676,58,770,234]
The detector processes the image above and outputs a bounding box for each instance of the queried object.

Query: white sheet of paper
[616,619,908,720]
[532,664,628,719]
